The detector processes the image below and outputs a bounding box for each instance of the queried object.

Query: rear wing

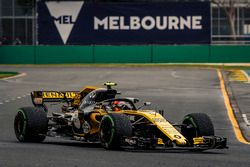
[31,86,97,107]
[31,91,78,102]
[31,91,79,108]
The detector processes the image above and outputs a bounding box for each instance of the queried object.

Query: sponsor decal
[42,92,77,99]
[45,1,84,44]
[153,117,167,122]
[94,16,203,31]
[174,135,182,139]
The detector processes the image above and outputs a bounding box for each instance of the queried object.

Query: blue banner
[38,1,211,45]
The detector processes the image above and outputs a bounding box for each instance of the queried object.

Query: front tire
[181,113,214,145]
[14,107,48,142]
[99,113,132,149]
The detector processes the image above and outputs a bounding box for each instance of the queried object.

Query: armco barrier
[94,46,151,63]
[35,46,93,64]
[0,45,250,64]
[0,46,35,64]
[152,45,210,63]
[210,45,250,63]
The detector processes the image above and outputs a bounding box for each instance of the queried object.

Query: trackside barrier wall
[0,45,250,64]
[0,46,35,64]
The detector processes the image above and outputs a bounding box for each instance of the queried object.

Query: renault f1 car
[14,82,227,151]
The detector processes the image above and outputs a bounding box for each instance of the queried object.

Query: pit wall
[0,45,250,64]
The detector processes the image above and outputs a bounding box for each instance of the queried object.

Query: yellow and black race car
[14,82,227,151]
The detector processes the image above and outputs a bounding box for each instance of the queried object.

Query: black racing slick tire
[14,107,48,142]
[99,113,132,149]
[181,113,214,145]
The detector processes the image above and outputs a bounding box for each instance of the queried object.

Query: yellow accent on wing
[157,138,164,145]
[193,137,204,145]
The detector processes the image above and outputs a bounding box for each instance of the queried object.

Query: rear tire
[99,113,132,149]
[14,107,48,142]
[181,113,214,145]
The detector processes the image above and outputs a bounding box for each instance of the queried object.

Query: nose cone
[175,139,187,146]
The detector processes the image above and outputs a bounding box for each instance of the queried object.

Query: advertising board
[38,1,211,45]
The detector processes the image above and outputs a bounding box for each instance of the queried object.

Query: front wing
[122,136,228,150]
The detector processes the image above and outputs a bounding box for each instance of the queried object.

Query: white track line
[242,114,250,126]
[241,70,250,83]
[0,94,29,105]
[171,71,179,78]
[2,72,27,80]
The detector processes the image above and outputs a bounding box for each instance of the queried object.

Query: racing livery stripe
[217,69,250,145]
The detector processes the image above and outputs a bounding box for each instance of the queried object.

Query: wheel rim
[183,117,198,136]
[17,117,23,134]
[182,117,198,145]
[14,112,26,140]
[100,116,114,147]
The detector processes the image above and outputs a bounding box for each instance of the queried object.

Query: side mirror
[144,102,151,106]
[126,97,139,103]
[138,102,151,109]
[159,110,164,116]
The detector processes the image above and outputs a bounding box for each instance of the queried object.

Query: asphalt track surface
[0,66,249,167]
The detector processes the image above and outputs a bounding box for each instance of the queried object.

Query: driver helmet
[112,101,121,111]
[112,101,130,111]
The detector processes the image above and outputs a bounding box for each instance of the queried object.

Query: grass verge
[0,71,19,79]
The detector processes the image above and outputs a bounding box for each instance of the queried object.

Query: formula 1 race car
[14,82,227,151]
